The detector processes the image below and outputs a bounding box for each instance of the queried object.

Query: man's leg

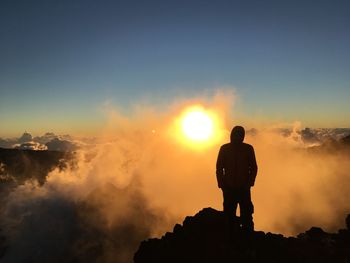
[239,187,254,232]
[223,188,240,238]
[223,188,238,219]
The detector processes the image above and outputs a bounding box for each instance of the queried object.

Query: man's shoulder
[242,143,255,151]
[242,142,253,147]
[220,142,254,151]
[221,142,253,147]
[220,143,231,149]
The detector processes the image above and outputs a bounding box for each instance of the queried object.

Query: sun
[171,104,224,149]
[181,108,214,141]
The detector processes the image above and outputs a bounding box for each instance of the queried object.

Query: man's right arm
[216,146,225,188]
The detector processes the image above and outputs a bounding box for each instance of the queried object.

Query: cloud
[13,141,48,151]
[18,132,32,144]
[0,138,16,149]
[300,128,350,146]
[45,138,78,152]
[1,180,166,263]
[0,132,82,152]
[33,132,74,145]
[0,91,350,262]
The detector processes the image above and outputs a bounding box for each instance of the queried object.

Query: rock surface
[134,208,350,262]
[0,228,6,259]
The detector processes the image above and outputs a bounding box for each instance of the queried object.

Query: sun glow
[182,110,213,141]
[171,105,224,149]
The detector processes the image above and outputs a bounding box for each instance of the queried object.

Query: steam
[248,124,350,234]
[1,91,350,262]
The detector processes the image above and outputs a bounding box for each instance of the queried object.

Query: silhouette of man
[216,126,257,232]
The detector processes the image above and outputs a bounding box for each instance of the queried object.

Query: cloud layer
[0,132,79,152]
[1,92,350,262]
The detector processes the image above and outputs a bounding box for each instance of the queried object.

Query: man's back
[216,138,257,189]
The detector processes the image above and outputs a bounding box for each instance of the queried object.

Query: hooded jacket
[216,128,257,189]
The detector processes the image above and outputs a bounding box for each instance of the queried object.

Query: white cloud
[13,141,48,151]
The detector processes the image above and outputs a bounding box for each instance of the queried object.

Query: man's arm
[248,146,258,186]
[216,146,225,188]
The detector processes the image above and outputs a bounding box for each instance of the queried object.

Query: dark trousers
[222,187,254,231]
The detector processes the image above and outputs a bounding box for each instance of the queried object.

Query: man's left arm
[248,146,258,186]
[216,146,225,188]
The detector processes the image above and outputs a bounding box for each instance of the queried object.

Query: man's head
[230,126,245,143]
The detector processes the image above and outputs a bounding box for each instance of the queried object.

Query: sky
[1,0,349,136]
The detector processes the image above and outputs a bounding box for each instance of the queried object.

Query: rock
[304,227,327,241]
[0,229,6,258]
[134,208,350,263]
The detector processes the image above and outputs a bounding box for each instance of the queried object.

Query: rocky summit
[134,208,350,263]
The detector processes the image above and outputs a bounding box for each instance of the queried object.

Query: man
[216,126,258,232]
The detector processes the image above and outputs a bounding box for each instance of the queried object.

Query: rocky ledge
[134,208,350,263]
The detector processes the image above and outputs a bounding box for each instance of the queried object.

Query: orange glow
[182,110,213,141]
[172,105,224,149]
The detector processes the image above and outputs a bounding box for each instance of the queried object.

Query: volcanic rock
[134,208,350,263]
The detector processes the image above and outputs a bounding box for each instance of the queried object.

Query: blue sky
[1,0,349,136]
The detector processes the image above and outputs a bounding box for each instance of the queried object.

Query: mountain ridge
[134,207,350,262]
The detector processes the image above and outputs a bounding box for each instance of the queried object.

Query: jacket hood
[230,126,245,143]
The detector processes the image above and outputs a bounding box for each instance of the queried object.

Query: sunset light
[172,105,224,148]
[182,110,213,141]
